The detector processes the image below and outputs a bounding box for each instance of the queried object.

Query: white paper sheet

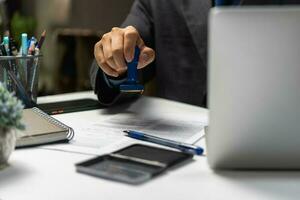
[40,97,208,155]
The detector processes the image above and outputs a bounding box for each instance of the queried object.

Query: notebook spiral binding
[32,107,75,141]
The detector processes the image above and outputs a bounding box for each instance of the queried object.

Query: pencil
[36,30,46,49]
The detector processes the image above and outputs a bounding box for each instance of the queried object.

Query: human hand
[94,26,155,77]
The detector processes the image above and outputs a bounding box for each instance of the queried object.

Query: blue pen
[215,0,241,6]
[21,33,28,87]
[124,130,204,156]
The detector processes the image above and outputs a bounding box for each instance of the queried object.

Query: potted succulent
[0,83,24,169]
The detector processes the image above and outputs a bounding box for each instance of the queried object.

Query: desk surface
[1,92,300,200]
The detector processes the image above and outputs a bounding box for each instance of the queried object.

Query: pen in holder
[0,55,42,108]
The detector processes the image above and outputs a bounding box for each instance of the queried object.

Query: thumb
[137,47,155,69]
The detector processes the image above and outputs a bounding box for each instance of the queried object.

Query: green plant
[10,12,37,46]
[0,83,24,131]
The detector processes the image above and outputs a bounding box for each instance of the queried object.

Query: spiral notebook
[16,107,74,148]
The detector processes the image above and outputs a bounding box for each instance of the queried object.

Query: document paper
[41,97,208,155]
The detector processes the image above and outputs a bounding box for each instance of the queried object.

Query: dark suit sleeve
[90,0,155,106]
[121,0,154,46]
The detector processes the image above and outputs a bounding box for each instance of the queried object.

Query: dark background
[1,0,134,96]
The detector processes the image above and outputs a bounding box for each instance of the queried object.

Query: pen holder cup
[0,55,42,108]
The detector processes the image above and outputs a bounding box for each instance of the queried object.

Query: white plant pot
[0,128,16,169]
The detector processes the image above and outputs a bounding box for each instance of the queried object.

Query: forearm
[90,60,119,105]
[121,0,154,48]
[90,60,140,106]
[90,0,155,106]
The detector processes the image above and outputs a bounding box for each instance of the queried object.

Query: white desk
[1,92,300,200]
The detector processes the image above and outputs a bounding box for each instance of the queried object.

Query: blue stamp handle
[127,47,140,83]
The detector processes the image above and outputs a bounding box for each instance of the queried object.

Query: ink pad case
[76,144,193,184]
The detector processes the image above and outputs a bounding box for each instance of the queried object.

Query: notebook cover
[16,108,74,147]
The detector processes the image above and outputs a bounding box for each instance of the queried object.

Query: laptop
[207,7,300,169]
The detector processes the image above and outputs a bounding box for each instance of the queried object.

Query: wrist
[103,72,127,88]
